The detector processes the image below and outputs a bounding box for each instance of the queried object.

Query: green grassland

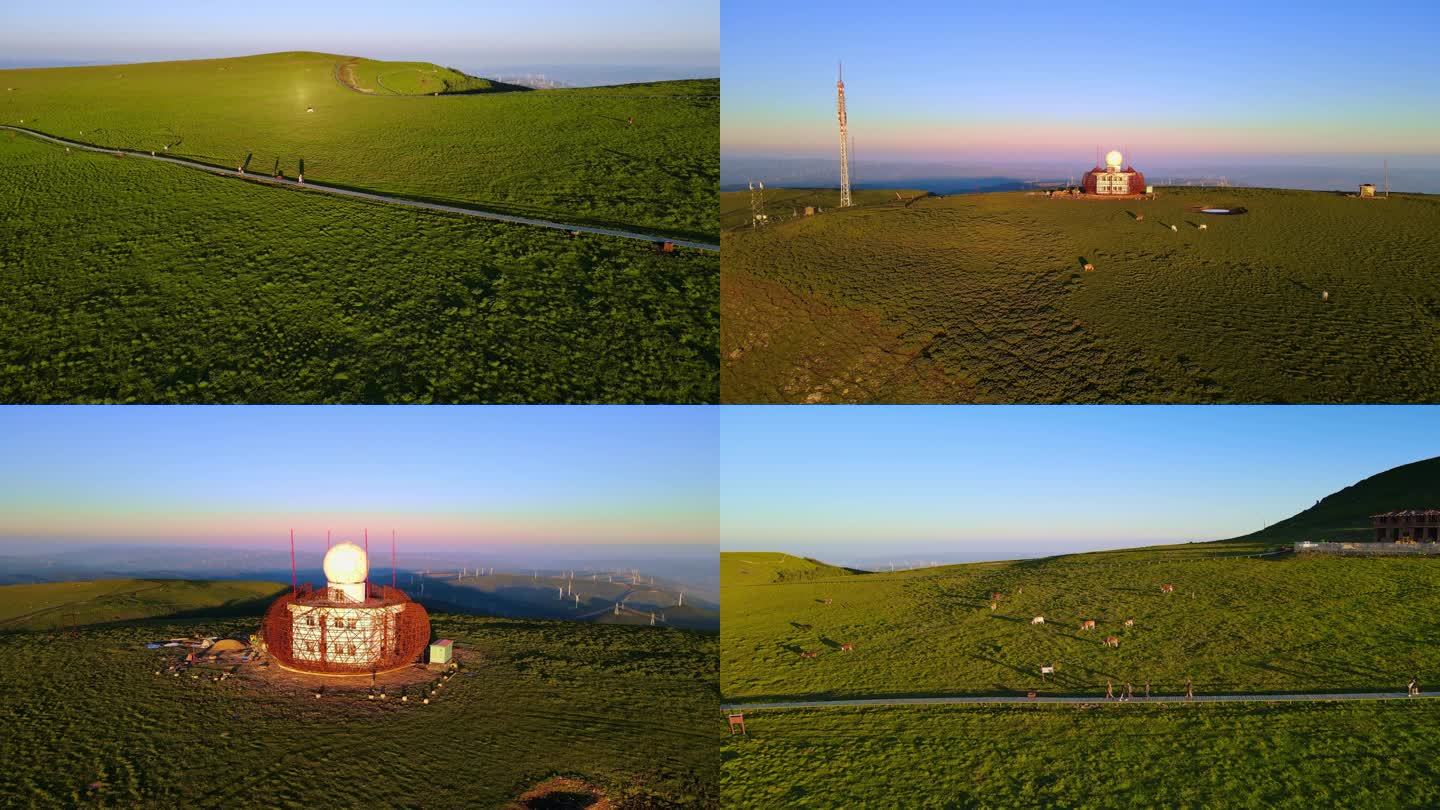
[722,549,1440,701]
[722,701,1440,808]
[0,590,717,807]
[0,132,717,403]
[3,52,717,240]
[0,579,286,630]
[720,459,1440,805]
[721,186,1440,403]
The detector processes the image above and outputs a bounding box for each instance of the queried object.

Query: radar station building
[261,540,431,674]
[1372,509,1440,542]
[1083,150,1147,196]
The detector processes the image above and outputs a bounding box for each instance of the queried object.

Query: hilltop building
[261,541,431,674]
[1082,150,1147,197]
[1372,510,1440,542]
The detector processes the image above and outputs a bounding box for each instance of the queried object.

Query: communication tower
[837,63,852,208]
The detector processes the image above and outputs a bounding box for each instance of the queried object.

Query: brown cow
[840,643,855,652]
[1079,620,1096,631]
[1103,636,1120,648]
[799,651,818,659]
[990,591,1002,601]
[1124,619,1135,628]
[1161,584,1175,594]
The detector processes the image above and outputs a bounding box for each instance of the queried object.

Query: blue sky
[0,406,718,549]
[721,406,1440,557]
[722,1,1440,162]
[0,1,718,83]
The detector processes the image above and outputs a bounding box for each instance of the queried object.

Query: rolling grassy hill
[0,585,718,807]
[0,579,286,631]
[411,572,719,631]
[2,51,717,240]
[1242,455,1440,543]
[0,131,718,403]
[337,57,525,96]
[721,552,860,586]
[721,186,1440,403]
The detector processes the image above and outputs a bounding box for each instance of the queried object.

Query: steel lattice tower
[837,62,852,208]
[749,179,766,227]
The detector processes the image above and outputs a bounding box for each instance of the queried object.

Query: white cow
[1031,616,1045,625]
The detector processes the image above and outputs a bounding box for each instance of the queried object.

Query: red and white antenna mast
[326,529,331,550]
[837,61,852,208]
[363,528,369,597]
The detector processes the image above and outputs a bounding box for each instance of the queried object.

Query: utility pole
[837,62,852,208]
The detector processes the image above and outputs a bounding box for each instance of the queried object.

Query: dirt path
[2,125,718,251]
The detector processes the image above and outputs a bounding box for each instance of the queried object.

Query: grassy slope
[342,58,513,95]
[0,132,718,403]
[723,702,1440,808]
[0,579,286,630]
[722,552,859,585]
[720,187,1440,403]
[722,548,1440,701]
[1241,455,1440,543]
[0,614,717,807]
[2,52,717,240]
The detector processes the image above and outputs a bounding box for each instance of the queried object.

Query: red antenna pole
[364,528,369,597]
[289,529,296,595]
[391,529,397,590]
[327,529,331,550]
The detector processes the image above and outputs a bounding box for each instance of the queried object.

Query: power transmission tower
[749,179,767,227]
[837,62,852,208]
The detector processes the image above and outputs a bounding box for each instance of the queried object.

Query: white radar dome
[323,542,369,585]
[1105,150,1124,170]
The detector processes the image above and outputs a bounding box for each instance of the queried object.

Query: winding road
[1,125,719,252]
[724,690,1440,711]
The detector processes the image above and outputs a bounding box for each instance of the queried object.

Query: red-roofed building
[1372,509,1440,542]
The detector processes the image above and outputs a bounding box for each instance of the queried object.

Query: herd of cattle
[793,583,1179,661]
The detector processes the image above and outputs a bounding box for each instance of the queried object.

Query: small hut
[1360,184,1376,198]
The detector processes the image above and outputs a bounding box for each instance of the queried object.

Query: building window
[306,616,314,626]
[347,644,355,656]
[334,617,343,628]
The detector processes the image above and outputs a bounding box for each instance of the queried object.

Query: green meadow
[720,458,1440,806]
[720,187,1440,403]
[722,548,1440,701]
[0,132,717,403]
[2,52,717,241]
[0,582,718,808]
[722,701,1440,808]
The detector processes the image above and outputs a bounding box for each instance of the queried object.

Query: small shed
[429,639,453,664]
[1360,183,1376,198]
[803,206,816,216]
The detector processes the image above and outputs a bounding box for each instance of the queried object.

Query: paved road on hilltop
[724,690,1440,711]
[1,125,719,252]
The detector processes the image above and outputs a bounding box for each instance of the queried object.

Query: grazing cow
[1031,616,1045,625]
[1161,584,1175,594]
[1136,213,1145,221]
[799,651,818,659]
[1083,263,1095,272]
[823,598,833,606]
[1321,291,1330,302]
[1124,619,1135,628]
[1080,620,1096,631]
[990,602,998,612]
[1104,636,1120,648]
[1198,223,1208,230]
[1170,224,1179,232]
[990,591,1002,601]
[840,643,855,652]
